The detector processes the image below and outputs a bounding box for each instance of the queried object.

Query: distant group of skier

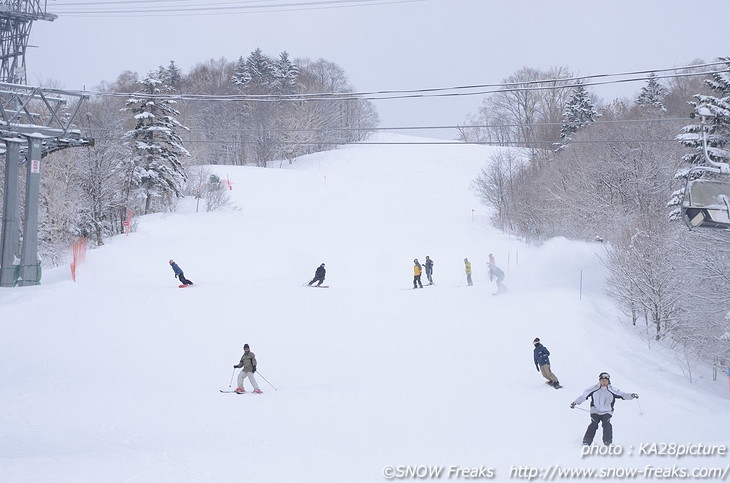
[412,253,505,291]
[412,256,434,288]
[169,254,506,292]
[533,337,639,446]
[168,256,640,446]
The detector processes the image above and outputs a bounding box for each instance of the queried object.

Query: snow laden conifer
[122,73,190,214]
[557,81,597,150]
[273,51,300,95]
[635,72,667,111]
[230,48,302,166]
[232,47,276,93]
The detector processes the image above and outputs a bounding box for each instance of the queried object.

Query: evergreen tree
[166,60,183,91]
[155,61,183,92]
[558,81,597,148]
[273,51,300,95]
[636,72,667,110]
[233,48,276,94]
[231,56,250,88]
[122,73,190,214]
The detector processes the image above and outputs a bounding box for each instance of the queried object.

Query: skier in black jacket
[424,256,434,285]
[308,263,326,286]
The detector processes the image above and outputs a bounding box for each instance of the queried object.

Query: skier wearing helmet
[570,372,639,446]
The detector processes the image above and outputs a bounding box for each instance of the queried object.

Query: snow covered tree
[74,96,129,245]
[231,56,250,88]
[232,48,276,93]
[558,81,597,148]
[472,150,526,231]
[273,51,299,95]
[604,226,684,341]
[122,73,190,214]
[154,61,183,92]
[231,49,280,166]
[636,72,667,111]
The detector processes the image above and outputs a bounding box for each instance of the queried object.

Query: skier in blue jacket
[169,259,193,285]
[533,338,560,387]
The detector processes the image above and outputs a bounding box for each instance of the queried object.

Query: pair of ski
[546,381,563,389]
[220,389,263,394]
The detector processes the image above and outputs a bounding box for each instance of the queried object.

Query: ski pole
[229,367,236,388]
[256,371,278,391]
[635,398,643,416]
[572,406,590,413]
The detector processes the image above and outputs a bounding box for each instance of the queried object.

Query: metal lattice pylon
[0,2,92,287]
[0,1,56,84]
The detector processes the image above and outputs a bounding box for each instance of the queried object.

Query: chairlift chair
[681,178,730,229]
[680,108,730,229]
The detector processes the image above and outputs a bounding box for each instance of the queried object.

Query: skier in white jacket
[570,372,638,446]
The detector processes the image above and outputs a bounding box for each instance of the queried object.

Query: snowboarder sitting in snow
[424,256,434,285]
[570,372,638,446]
[169,259,193,285]
[488,263,505,293]
[308,263,326,286]
[413,259,424,289]
[233,343,262,394]
[533,338,560,388]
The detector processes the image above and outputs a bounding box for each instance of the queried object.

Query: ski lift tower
[0,0,57,84]
[0,1,91,287]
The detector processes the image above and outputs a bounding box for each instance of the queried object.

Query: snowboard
[179,284,194,288]
[403,284,433,290]
[309,285,329,288]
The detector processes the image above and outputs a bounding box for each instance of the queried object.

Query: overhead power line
[78,137,690,146]
[81,116,691,135]
[48,0,422,16]
[75,62,726,103]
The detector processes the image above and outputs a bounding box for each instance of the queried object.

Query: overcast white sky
[27,0,730,139]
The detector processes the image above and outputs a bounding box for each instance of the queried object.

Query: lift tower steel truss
[0,84,91,287]
[0,2,91,287]
[0,0,56,84]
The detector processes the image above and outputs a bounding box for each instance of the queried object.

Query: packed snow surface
[1,134,727,482]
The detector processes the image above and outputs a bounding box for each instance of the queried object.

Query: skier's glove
[233,365,237,369]
[536,367,540,372]
[252,367,256,373]
[570,403,576,409]
[631,393,639,399]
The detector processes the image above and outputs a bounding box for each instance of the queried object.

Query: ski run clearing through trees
[0,133,727,483]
